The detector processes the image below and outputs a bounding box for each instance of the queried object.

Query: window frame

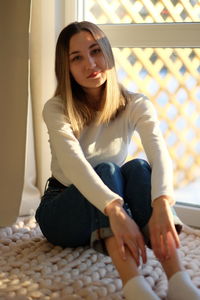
[71,0,200,228]
[98,23,200,48]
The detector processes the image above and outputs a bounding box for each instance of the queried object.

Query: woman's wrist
[104,200,123,216]
[152,195,171,208]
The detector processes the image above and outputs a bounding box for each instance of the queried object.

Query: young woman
[35,21,200,300]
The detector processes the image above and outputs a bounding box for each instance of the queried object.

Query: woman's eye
[92,48,101,55]
[71,55,81,62]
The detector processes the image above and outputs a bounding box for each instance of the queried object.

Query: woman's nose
[85,55,96,69]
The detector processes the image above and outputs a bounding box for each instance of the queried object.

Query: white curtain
[21,0,65,215]
[19,90,41,216]
[21,0,75,215]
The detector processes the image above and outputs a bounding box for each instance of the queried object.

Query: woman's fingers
[126,240,140,265]
[160,225,180,258]
[116,236,126,260]
[150,227,168,261]
[109,208,147,264]
[124,234,146,265]
[162,230,170,260]
[151,227,180,261]
[150,231,162,260]
[137,236,147,264]
[171,225,180,248]
[115,235,146,266]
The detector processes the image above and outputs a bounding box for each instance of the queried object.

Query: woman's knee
[94,162,120,176]
[94,162,124,196]
[122,158,151,179]
[129,158,150,169]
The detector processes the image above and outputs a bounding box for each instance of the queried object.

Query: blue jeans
[35,159,182,254]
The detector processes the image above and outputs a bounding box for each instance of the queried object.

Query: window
[74,0,200,227]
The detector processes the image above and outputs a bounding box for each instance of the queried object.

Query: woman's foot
[123,275,160,300]
[167,271,200,300]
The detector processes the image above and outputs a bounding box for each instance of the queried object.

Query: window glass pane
[84,0,200,23]
[113,47,200,206]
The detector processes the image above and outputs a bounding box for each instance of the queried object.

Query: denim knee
[123,159,151,189]
[121,158,152,228]
[124,158,151,172]
[94,162,124,197]
[94,162,119,175]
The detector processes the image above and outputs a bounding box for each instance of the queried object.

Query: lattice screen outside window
[84,0,200,23]
[83,0,200,191]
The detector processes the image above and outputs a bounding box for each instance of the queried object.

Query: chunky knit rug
[0,216,200,300]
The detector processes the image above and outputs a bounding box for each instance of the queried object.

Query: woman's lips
[87,71,101,78]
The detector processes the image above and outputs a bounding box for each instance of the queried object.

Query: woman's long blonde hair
[54,21,130,136]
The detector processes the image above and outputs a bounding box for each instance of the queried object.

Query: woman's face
[69,31,107,92]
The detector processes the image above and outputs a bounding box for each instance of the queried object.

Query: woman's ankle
[123,276,160,300]
[167,271,200,300]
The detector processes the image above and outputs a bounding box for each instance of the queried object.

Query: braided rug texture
[0,216,200,300]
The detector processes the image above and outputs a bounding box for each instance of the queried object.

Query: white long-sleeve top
[43,93,174,214]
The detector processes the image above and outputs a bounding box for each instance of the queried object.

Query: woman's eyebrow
[89,42,98,49]
[69,50,80,56]
[69,43,99,56]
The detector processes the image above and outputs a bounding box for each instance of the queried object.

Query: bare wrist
[104,200,123,216]
[152,196,170,208]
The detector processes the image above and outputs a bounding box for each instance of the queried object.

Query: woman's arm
[129,95,175,206]
[43,97,123,214]
[129,95,179,260]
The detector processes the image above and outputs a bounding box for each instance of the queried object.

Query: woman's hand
[149,196,180,262]
[105,201,147,265]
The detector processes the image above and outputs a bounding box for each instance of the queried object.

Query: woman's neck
[83,86,105,111]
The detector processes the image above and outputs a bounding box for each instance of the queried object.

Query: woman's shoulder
[42,96,68,127]
[43,96,63,109]
[43,95,65,117]
[125,92,156,119]
[125,92,151,110]
[128,92,148,103]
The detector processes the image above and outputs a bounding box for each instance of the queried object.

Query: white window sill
[174,179,200,207]
[174,179,200,228]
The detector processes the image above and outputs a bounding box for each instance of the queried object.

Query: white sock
[168,271,200,300]
[123,275,160,300]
